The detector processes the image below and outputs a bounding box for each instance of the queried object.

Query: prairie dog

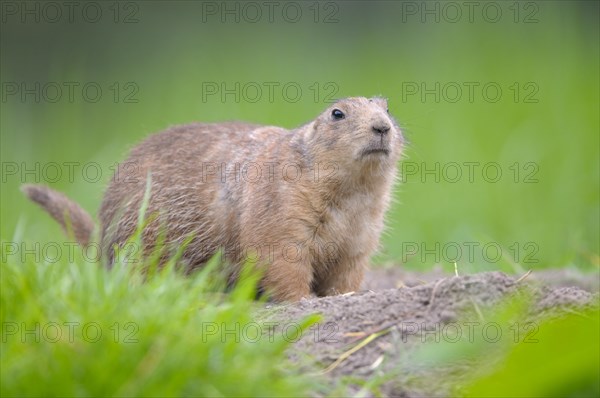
[22,97,404,301]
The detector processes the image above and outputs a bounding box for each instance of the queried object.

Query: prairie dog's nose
[372,122,391,135]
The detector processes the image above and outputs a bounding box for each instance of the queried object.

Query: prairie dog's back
[99,121,271,265]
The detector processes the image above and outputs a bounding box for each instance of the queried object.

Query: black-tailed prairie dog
[23,97,404,301]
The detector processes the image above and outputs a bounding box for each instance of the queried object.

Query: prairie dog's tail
[21,184,95,246]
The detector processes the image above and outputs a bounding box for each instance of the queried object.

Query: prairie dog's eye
[386,108,390,114]
[331,109,345,120]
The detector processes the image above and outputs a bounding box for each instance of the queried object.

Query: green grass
[463,310,600,397]
[1,245,322,397]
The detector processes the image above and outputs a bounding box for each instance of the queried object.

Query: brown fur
[23,97,403,301]
[21,184,94,245]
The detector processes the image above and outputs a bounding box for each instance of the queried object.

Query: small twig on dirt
[561,307,593,319]
[344,332,367,337]
[469,296,485,322]
[320,329,390,374]
[427,278,447,313]
[369,355,385,370]
[346,320,398,344]
[515,269,533,284]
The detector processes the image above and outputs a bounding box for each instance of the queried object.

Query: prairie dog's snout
[370,108,393,136]
[372,121,391,135]
[369,112,395,152]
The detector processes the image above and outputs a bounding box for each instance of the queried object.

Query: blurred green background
[1,0,598,272]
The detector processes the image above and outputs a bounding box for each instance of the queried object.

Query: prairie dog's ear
[370,96,388,111]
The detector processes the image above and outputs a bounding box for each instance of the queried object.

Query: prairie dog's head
[306,97,403,174]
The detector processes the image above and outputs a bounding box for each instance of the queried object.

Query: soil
[263,268,600,397]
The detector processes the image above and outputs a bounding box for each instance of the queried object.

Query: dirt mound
[362,266,600,292]
[265,271,599,397]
